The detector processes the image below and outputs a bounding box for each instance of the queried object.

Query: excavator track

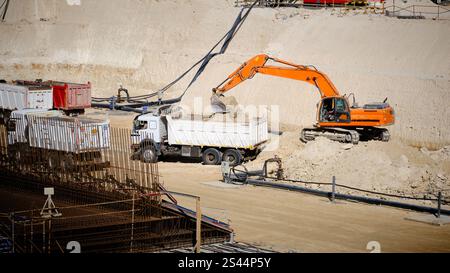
[300,127,360,144]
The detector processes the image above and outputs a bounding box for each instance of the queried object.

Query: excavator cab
[318,97,351,123]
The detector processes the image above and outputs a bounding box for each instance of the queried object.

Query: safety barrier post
[437,192,441,218]
[195,197,202,253]
[331,176,336,203]
[109,96,116,110]
[393,0,395,16]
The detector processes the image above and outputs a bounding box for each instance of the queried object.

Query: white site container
[8,109,50,145]
[0,83,53,111]
[166,115,268,149]
[12,110,111,153]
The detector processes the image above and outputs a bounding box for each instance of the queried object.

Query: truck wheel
[141,146,157,163]
[222,149,242,166]
[202,148,222,165]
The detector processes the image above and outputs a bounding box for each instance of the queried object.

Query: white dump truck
[7,109,110,171]
[0,83,53,124]
[130,108,268,165]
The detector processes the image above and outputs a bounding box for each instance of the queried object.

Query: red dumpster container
[303,0,383,4]
[303,0,352,4]
[52,82,91,114]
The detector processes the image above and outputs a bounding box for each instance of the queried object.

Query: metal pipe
[331,176,336,203]
[245,179,450,216]
[438,191,442,218]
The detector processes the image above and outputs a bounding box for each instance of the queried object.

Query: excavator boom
[213,54,340,98]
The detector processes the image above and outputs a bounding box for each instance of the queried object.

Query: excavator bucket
[210,93,239,113]
[210,93,227,113]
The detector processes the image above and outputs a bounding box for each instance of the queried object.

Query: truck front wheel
[202,148,222,165]
[222,149,242,166]
[141,146,158,163]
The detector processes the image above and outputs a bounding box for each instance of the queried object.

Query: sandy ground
[81,110,450,252]
[246,130,450,204]
[157,161,450,253]
[86,108,450,205]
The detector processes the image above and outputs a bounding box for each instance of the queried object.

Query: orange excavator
[211,54,395,144]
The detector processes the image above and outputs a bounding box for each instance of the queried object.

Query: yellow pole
[195,197,201,253]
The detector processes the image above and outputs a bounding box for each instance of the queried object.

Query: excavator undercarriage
[300,126,390,145]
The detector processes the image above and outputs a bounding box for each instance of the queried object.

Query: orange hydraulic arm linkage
[213,54,341,98]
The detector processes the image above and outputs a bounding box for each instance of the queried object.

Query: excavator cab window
[319,98,350,123]
[133,120,148,131]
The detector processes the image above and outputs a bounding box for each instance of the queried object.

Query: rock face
[0,0,449,149]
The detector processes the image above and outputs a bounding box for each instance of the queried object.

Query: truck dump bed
[0,83,53,111]
[52,82,91,111]
[166,114,268,149]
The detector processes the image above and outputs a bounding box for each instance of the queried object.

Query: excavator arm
[212,54,341,98]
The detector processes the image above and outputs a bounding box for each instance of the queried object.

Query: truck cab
[131,113,167,163]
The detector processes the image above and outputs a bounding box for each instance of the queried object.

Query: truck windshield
[134,120,148,130]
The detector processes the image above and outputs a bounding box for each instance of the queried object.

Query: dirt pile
[248,133,450,202]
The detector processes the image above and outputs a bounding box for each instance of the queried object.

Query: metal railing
[384,4,450,19]
[228,158,449,217]
[235,0,450,20]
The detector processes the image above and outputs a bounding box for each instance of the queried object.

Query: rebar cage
[0,122,230,253]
